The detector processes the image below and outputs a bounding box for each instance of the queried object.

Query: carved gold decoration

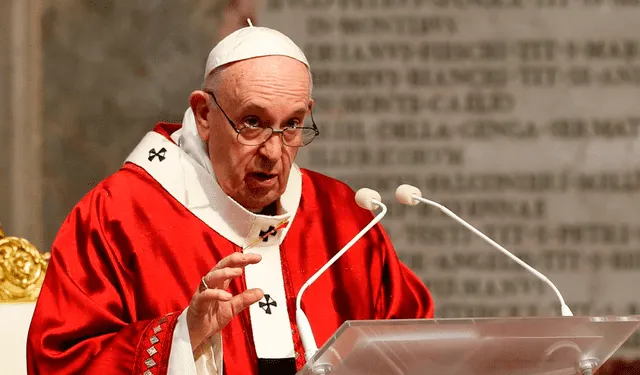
[0,230,49,302]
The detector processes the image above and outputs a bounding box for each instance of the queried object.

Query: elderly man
[27,24,433,375]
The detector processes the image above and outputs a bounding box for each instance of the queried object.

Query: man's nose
[258,132,283,161]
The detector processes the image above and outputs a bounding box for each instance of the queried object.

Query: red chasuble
[27,123,434,375]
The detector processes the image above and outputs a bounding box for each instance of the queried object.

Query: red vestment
[27,123,434,375]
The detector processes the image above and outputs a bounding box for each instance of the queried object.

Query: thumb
[230,288,264,316]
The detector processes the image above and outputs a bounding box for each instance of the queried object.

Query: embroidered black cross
[148,147,167,162]
[259,294,277,314]
[259,226,276,242]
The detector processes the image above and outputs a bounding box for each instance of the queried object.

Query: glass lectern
[297,316,640,375]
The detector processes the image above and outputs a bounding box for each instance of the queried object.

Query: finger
[203,267,243,290]
[191,288,233,315]
[214,252,261,270]
[195,288,233,305]
[229,288,264,316]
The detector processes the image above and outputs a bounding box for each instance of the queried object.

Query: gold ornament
[0,229,49,302]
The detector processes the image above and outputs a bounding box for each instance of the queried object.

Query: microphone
[296,188,388,361]
[395,184,574,317]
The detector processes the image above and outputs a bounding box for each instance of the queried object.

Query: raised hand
[186,252,264,349]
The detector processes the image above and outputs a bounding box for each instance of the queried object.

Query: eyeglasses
[204,90,319,147]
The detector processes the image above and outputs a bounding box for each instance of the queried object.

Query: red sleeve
[373,225,435,320]
[26,188,180,375]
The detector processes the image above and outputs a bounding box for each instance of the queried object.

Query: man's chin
[239,190,282,213]
[241,176,287,211]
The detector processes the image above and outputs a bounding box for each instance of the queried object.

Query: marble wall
[41,0,232,246]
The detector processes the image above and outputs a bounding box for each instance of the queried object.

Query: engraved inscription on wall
[259,0,640,357]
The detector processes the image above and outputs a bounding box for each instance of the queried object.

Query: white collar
[171,108,215,176]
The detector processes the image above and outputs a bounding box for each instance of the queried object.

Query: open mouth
[251,172,277,181]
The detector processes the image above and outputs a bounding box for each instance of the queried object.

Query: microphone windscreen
[396,184,421,206]
[355,188,382,210]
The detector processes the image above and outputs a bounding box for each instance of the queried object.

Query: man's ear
[189,90,211,142]
[308,98,315,113]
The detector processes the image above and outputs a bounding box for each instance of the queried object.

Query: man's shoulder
[75,163,161,209]
[299,168,371,216]
[51,163,163,247]
[297,168,386,241]
[300,168,355,196]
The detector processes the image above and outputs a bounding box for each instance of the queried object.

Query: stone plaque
[258,0,640,357]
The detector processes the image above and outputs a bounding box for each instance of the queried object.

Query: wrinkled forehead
[214,56,312,100]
